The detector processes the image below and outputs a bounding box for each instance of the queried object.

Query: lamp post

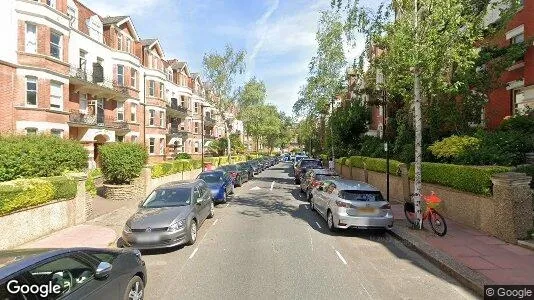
[377,70,390,202]
[330,97,335,167]
[201,104,207,171]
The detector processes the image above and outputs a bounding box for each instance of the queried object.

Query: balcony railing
[68,111,129,130]
[68,65,129,99]
[166,102,188,117]
[204,117,216,126]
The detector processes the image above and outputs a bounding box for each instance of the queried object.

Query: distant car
[0,247,147,300]
[248,160,261,174]
[310,179,393,232]
[197,170,233,203]
[122,180,214,249]
[300,168,340,201]
[217,164,246,187]
[294,159,322,184]
[237,162,254,181]
[293,155,308,170]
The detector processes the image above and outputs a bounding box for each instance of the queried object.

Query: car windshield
[141,188,191,208]
[316,174,340,181]
[338,190,384,202]
[222,165,238,171]
[198,173,223,184]
[301,160,322,168]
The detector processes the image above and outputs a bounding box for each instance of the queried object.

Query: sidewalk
[390,204,534,291]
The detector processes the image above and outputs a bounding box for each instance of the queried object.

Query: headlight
[123,224,132,234]
[168,219,185,232]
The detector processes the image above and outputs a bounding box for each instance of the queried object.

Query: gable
[117,17,139,41]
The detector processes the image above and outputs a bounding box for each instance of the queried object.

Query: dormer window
[87,15,103,43]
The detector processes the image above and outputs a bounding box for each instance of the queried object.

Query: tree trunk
[413,72,423,229]
[225,122,231,163]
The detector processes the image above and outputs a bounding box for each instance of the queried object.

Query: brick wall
[0,64,16,133]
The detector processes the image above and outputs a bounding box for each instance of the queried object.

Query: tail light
[335,200,350,208]
[381,203,391,209]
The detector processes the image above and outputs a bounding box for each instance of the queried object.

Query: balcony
[166,102,188,118]
[68,111,129,132]
[69,65,129,101]
[204,117,216,127]
[167,127,190,140]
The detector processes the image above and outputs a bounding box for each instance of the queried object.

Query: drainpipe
[142,73,147,147]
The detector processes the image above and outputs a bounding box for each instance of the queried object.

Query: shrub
[359,136,385,158]
[192,159,202,170]
[0,176,76,216]
[175,153,192,159]
[364,158,403,175]
[99,143,148,184]
[151,162,173,178]
[428,135,481,161]
[0,135,87,182]
[396,143,415,164]
[346,156,366,168]
[499,113,534,133]
[85,168,102,196]
[409,163,510,195]
[219,156,229,166]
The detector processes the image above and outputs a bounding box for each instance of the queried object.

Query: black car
[217,164,246,187]
[294,159,323,184]
[248,161,261,174]
[0,247,146,300]
[236,162,254,181]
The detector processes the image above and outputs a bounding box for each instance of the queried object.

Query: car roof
[157,180,202,189]
[0,248,122,278]
[199,170,224,176]
[327,179,379,191]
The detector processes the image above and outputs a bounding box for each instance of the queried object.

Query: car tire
[310,199,315,211]
[295,178,300,185]
[186,220,197,246]
[327,211,338,232]
[230,184,235,195]
[123,275,144,300]
[208,202,215,219]
[222,192,228,203]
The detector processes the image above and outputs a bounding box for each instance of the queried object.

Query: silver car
[121,180,214,249]
[310,179,393,231]
[300,168,339,201]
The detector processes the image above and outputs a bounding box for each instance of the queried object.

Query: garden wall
[0,175,89,250]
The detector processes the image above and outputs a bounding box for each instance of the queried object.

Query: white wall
[0,0,17,64]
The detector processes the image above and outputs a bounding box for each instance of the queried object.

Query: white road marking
[213,219,219,226]
[189,247,199,259]
[250,186,261,191]
[307,227,314,252]
[315,222,321,229]
[270,181,274,190]
[335,250,347,265]
[360,282,372,298]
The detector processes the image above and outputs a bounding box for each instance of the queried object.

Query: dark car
[197,170,233,203]
[248,160,261,174]
[236,162,254,181]
[122,180,214,249]
[0,247,146,300]
[300,168,340,201]
[294,159,323,184]
[217,164,246,187]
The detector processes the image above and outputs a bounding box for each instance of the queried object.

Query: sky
[81,0,369,115]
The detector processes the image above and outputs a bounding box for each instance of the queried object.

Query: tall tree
[202,44,246,162]
[236,77,267,109]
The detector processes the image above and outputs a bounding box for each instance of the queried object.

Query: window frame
[26,76,38,107]
[130,103,137,122]
[149,138,155,154]
[149,109,155,126]
[50,81,63,111]
[51,129,63,138]
[159,82,164,98]
[26,127,38,135]
[117,32,122,51]
[159,111,164,127]
[159,138,165,155]
[25,22,37,53]
[117,102,124,121]
[130,69,137,88]
[117,65,124,86]
[50,31,62,60]
[149,80,155,96]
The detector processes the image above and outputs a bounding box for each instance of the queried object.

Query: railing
[68,65,129,96]
[167,102,188,114]
[68,111,128,130]
[204,117,216,126]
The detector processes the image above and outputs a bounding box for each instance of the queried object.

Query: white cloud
[78,0,162,17]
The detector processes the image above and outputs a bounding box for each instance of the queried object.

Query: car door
[200,183,212,221]
[192,186,205,224]
[313,182,328,218]
[22,252,118,300]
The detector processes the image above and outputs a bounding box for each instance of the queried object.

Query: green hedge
[409,163,511,196]
[85,168,102,195]
[0,135,87,182]
[364,158,403,175]
[345,156,366,168]
[219,157,229,166]
[100,143,148,184]
[0,176,77,216]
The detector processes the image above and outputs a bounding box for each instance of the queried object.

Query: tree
[202,44,246,162]
[236,77,267,109]
[328,101,371,157]
[208,134,245,156]
[260,105,283,154]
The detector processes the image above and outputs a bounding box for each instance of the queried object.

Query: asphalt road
[142,162,476,300]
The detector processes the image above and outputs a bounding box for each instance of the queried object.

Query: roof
[102,16,128,25]
[328,179,379,191]
[141,39,157,46]
[156,180,201,189]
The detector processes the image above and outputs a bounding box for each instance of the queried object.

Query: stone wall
[336,163,533,244]
[146,169,202,196]
[0,175,89,250]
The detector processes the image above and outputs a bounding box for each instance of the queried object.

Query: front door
[96,99,104,124]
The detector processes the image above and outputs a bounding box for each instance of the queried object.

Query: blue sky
[82,0,366,114]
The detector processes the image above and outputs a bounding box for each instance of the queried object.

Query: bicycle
[403,192,447,236]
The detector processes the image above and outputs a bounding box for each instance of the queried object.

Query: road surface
[142,162,475,300]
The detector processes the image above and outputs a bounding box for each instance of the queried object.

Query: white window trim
[130,103,137,122]
[159,138,165,155]
[130,69,137,88]
[50,31,62,60]
[50,128,63,138]
[50,81,63,111]
[149,81,155,96]
[117,102,124,121]
[117,65,124,86]
[159,111,164,127]
[25,23,37,54]
[26,76,38,107]
[506,25,524,40]
[149,109,155,126]
[149,138,155,154]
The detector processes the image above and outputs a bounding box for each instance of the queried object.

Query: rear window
[338,190,384,202]
[301,160,322,168]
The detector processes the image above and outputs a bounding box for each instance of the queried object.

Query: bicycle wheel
[403,202,417,225]
[429,210,447,236]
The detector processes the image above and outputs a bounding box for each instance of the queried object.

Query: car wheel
[223,192,228,203]
[327,211,337,232]
[208,202,215,219]
[295,178,300,185]
[123,275,144,300]
[310,199,315,211]
[186,220,197,246]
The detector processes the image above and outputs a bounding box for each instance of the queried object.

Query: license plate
[358,207,378,214]
[136,234,159,243]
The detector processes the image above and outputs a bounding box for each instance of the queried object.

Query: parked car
[0,247,147,300]
[217,164,246,187]
[237,162,254,181]
[294,158,323,184]
[300,168,340,200]
[248,160,261,174]
[293,155,308,170]
[197,170,233,203]
[310,179,393,232]
[121,180,214,249]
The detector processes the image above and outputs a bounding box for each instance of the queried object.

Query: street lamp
[376,70,390,202]
[330,97,335,168]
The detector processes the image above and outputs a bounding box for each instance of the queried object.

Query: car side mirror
[95,261,112,279]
